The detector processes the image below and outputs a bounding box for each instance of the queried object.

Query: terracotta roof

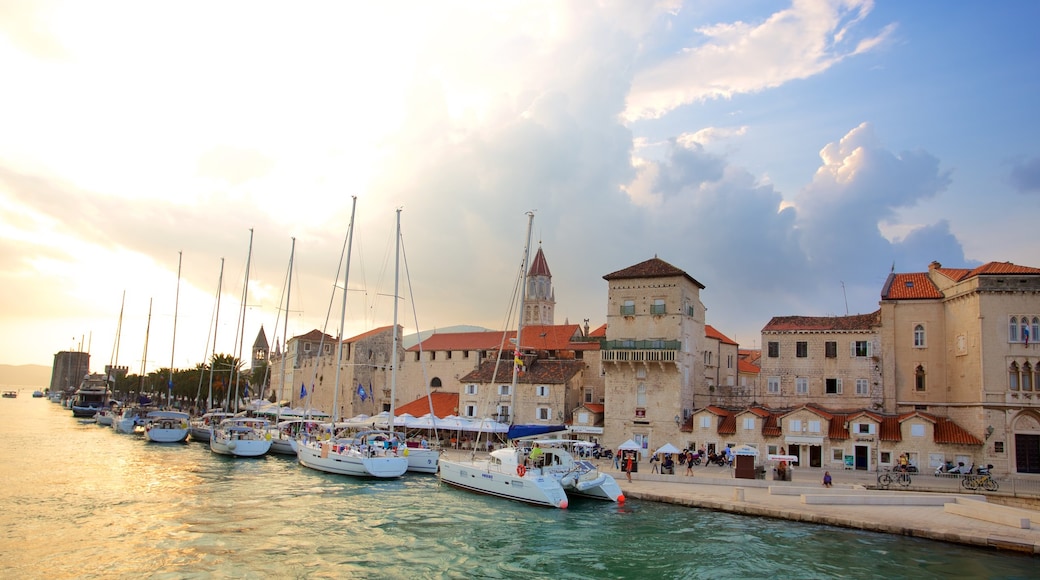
[930,261,1040,282]
[395,392,458,418]
[880,273,943,300]
[738,349,761,365]
[737,359,760,374]
[528,246,551,277]
[705,325,737,345]
[762,310,881,333]
[602,257,705,289]
[933,417,984,445]
[718,413,736,435]
[828,414,850,439]
[345,325,395,343]
[588,324,607,338]
[408,330,511,352]
[292,329,336,343]
[459,359,586,385]
[408,324,597,353]
[761,412,782,437]
[581,403,604,414]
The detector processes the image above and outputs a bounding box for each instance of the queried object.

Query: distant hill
[0,364,51,389]
[402,325,492,348]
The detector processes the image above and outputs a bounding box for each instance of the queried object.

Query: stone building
[600,256,706,455]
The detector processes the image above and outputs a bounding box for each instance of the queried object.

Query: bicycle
[877,469,912,489]
[961,472,999,492]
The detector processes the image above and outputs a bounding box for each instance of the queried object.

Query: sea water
[0,397,1035,579]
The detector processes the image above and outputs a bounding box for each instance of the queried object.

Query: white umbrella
[618,439,641,450]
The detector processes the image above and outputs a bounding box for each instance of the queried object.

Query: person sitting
[823,471,833,487]
[528,443,544,467]
[662,454,675,474]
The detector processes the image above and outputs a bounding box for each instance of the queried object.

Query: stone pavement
[616,463,1040,555]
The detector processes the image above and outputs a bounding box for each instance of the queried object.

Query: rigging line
[261,237,295,405]
[192,264,219,405]
[399,225,441,446]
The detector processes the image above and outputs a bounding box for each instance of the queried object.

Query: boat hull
[403,447,440,474]
[438,459,569,508]
[210,435,272,457]
[296,441,408,478]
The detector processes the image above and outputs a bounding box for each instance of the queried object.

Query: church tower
[523,244,555,326]
[251,326,269,371]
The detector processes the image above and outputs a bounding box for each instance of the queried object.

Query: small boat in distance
[32,390,45,398]
[2,391,17,398]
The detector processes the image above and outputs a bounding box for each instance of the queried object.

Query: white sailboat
[96,291,126,427]
[145,253,189,443]
[296,199,408,478]
[438,212,570,508]
[115,298,154,434]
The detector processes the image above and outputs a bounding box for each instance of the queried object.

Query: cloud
[1008,156,1040,194]
[625,0,893,120]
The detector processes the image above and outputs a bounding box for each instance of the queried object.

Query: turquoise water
[0,397,1035,579]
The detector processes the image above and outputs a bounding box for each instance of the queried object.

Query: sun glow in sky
[2,0,1039,370]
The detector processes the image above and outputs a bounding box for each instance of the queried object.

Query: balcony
[600,340,680,368]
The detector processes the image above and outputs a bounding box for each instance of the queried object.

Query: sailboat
[115,298,154,434]
[296,200,409,478]
[144,252,190,443]
[437,212,569,508]
[210,229,273,457]
[96,291,125,427]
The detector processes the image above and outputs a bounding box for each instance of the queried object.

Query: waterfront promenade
[618,465,1040,555]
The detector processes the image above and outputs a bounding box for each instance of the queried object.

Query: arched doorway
[1011,411,1040,474]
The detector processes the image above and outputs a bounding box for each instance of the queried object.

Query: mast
[206,258,224,411]
[390,208,402,434]
[331,197,358,423]
[276,237,296,422]
[138,298,153,402]
[108,290,125,398]
[509,211,535,424]
[233,229,254,413]
[168,251,182,409]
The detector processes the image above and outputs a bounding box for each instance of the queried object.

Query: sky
[2,0,1039,370]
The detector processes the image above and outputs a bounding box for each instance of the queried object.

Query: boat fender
[403,448,409,457]
[517,465,526,477]
[575,474,607,491]
[228,441,237,450]
[561,475,576,488]
[266,432,272,441]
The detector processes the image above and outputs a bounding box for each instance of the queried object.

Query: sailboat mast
[233,229,254,413]
[276,237,295,420]
[509,211,535,424]
[390,208,402,433]
[109,290,125,397]
[207,258,224,411]
[331,196,358,423]
[139,298,153,401]
[169,251,182,409]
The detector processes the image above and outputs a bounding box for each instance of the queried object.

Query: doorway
[854,445,869,470]
[808,445,822,468]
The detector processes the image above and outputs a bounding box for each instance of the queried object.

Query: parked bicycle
[961,465,999,492]
[877,469,912,489]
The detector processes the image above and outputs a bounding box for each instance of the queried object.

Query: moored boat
[2,391,17,398]
[296,431,409,478]
[189,410,235,442]
[143,410,191,443]
[70,374,109,417]
[210,417,272,457]
[438,447,569,508]
[516,439,625,503]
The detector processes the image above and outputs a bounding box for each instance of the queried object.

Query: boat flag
[300,382,307,399]
[357,383,367,402]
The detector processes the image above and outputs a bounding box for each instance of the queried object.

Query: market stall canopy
[654,443,681,455]
[733,444,759,456]
[618,439,642,450]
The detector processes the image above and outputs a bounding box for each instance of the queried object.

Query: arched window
[1009,317,1019,342]
[915,365,926,391]
[1031,317,1039,345]
[913,324,925,347]
[636,383,647,407]
[1023,363,1033,392]
[430,377,442,388]
[1009,362,1020,390]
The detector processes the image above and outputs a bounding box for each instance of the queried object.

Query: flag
[300,383,307,399]
[244,384,250,397]
[1025,325,1031,346]
[357,383,367,402]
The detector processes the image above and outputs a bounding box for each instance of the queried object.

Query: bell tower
[523,244,555,326]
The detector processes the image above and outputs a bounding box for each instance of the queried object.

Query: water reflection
[0,398,1034,579]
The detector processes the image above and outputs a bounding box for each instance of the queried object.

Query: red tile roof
[581,403,604,414]
[395,392,459,418]
[931,261,1040,282]
[737,359,760,374]
[881,273,943,300]
[933,417,984,445]
[408,330,511,352]
[408,325,598,353]
[603,257,705,289]
[588,324,607,338]
[762,310,881,332]
[528,246,552,277]
[705,325,737,345]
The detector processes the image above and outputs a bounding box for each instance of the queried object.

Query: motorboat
[517,439,625,503]
[438,446,569,508]
[2,391,16,398]
[189,410,235,442]
[143,410,191,443]
[296,429,408,478]
[70,374,109,417]
[210,417,272,457]
[33,390,45,398]
[94,406,117,427]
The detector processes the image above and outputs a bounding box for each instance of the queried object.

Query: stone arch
[1010,410,1040,474]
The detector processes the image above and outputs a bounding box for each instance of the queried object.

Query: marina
[2,396,1038,578]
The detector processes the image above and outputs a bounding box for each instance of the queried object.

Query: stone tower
[523,244,555,327]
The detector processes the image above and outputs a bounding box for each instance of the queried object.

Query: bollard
[733,487,745,501]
